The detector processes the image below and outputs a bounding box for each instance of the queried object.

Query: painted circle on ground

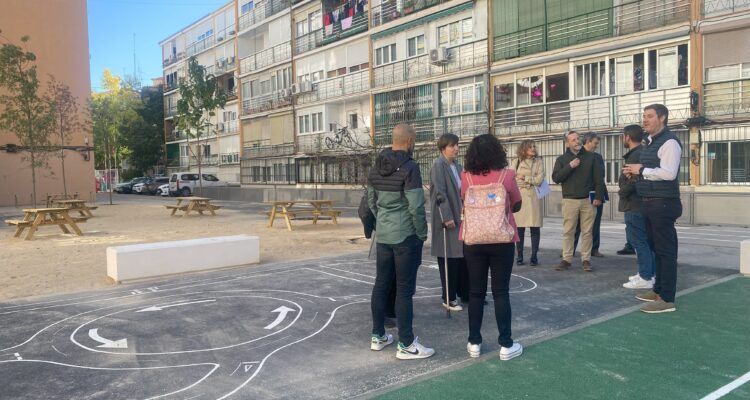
[69,295,302,356]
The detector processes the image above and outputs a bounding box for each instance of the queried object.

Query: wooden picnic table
[4,208,86,240]
[53,199,98,218]
[46,193,78,207]
[265,200,344,231]
[166,196,223,218]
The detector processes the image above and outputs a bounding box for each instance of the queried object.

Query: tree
[0,36,54,206]
[175,57,227,196]
[46,76,85,196]
[119,86,164,175]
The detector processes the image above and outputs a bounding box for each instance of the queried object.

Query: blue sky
[87,0,229,91]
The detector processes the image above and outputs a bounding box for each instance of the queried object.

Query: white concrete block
[741,240,750,277]
[107,235,260,282]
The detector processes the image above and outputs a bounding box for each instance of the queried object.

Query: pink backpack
[461,170,516,245]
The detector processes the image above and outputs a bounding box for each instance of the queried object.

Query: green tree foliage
[0,36,54,206]
[175,57,227,195]
[119,86,164,175]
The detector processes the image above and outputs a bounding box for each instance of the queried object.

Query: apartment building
[160,2,241,183]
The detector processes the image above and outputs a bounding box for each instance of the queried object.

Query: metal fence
[240,41,292,75]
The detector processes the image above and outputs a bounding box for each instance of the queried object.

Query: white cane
[436,193,451,318]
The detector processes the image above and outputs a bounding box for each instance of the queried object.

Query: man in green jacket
[552,131,605,272]
[367,124,433,360]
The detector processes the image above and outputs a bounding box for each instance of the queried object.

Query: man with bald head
[367,123,433,360]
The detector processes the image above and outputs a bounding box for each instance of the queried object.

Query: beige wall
[0,0,94,206]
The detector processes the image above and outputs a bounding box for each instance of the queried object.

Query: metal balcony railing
[238,0,290,31]
[295,29,324,55]
[296,70,370,105]
[374,112,488,145]
[703,0,750,16]
[493,0,690,61]
[241,91,293,115]
[704,79,750,119]
[220,152,241,164]
[371,0,450,27]
[190,155,219,165]
[493,87,691,136]
[243,141,295,158]
[373,39,487,88]
[187,36,216,57]
[225,120,240,134]
[297,128,372,153]
[321,11,368,46]
[205,57,237,77]
[240,41,292,75]
[162,52,185,67]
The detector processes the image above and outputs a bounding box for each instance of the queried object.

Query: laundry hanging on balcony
[323,0,367,33]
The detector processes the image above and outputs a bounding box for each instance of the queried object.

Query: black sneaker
[617,246,636,255]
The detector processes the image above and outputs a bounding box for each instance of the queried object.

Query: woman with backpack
[512,139,545,266]
[460,134,523,361]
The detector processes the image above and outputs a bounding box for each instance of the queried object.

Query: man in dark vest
[622,104,682,313]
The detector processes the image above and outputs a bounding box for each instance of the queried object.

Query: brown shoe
[635,290,659,302]
[640,299,676,313]
[582,260,593,272]
[555,260,571,271]
[592,251,604,257]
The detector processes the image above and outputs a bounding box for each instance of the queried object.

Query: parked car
[157,183,170,196]
[132,182,146,194]
[168,172,225,197]
[143,177,170,195]
[114,177,148,194]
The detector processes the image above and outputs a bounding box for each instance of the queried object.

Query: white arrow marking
[264,306,296,330]
[88,329,128,349]
[14,353,22,360]
[136,299,216,313]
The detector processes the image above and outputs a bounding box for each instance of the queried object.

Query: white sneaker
[442,301,463,311]
[467,342,481,358]
[623,276,654,289]
[629,274,640,282]
[396,337,435,360]
[370,333,393,351]
[499,342,523,361]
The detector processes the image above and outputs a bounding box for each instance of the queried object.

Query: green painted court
[376,277,750,400]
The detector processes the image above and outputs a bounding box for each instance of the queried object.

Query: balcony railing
[241,91,293,115]
[162,52,185,67]
[374,39,487,88]
[493,0,690,61]
[205,57,237,77]
[238,0,290,31]
[187,36,216,57]
[375,112,488,145]
[244,141,296,158]
[220,152,241,164]
[295,29,324,55]
[703,0,750,16]
[371,0,450,27]
[225,120,240,134]
[240,41,292,75]
[493,87,691,136]
[321,11,368,46]
[297,70,370,105]
[191,154,219,165]
[704,79,750,120]
[297,128,372,153]
[166,105,178,117]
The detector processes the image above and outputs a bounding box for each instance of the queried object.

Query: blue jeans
[372,235,423,346]
[624,211,655,280]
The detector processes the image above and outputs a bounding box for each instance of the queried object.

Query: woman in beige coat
[513,140,545,266]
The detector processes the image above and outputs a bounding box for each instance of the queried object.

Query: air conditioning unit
[291,83,300,94]
[229,29,236,35]
[429,47,449,65]
[229,56,235,64]
[217,36,225,41]
[298,81,314,93]
[281,88,293,98]
[216,123,225,132]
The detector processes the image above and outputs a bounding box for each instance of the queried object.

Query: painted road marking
[700,370,750,400]
[264,306,296,330]
[136,299,216,313]
[88,328,128,349]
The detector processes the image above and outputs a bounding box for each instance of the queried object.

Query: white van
[168,172,225,196]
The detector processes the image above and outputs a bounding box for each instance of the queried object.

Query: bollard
[741,240,750,277]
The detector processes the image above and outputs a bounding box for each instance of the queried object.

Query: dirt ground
[0,202,371,301]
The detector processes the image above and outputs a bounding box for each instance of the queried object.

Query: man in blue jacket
[367,124,433,359]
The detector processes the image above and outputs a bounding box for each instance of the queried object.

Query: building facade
[0,0,95,207]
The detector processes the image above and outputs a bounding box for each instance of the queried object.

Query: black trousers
[464,242,515,348]
[642,198,682,303]
[437,257,468,303]
[516,227,540,258]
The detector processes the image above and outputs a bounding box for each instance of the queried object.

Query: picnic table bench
[4,208,85,240]
[53,199,98,217]
[166,197,223,218]
[265,200,344,231]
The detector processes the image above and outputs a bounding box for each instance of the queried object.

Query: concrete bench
[742,240,750,277]
[106,234,260,282]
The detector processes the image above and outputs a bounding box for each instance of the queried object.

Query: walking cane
[436,193,451,318]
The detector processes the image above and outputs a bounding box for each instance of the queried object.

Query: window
[706,142,750,184]
[439,77,484,116]
[260,80,270,95]
[375,44,397,66]
[546,73,569,102]
[438,18,473,47]
[349,112,359,129]
[310,11,322,31]
[575,61,606,98]
[296,20,308,37]
[706,62,750,82]
[494,83,513,109]
[515,75,543,106]
[613,53,645,95]
[407,35,425,57]
[647,44,688,90]
[241,1,253,14]
[311,112,323,132]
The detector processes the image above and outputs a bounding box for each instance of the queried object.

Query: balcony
[166,105,178,117]
[295,29,323,55]
[191,154,219,165]
[704,79,750,120]
[703,0,750,16]
[321,11,368,46]
[162,52,185,67]
[186,36,216,57]
[238,0,290,32]
[493,87,691,136]
[240,42,292,75]
[224,120,240,134]
[371,0,450,28]
[297,70,370,105]
[205,57,237,77]
[373,39,487,88]
[297,128,372,153]
[220,152,241,164]
[166,130,187,142]
[374,112,488,145]
[493,0,690,62]
[244,141,295,158]
[241,91,293,116]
